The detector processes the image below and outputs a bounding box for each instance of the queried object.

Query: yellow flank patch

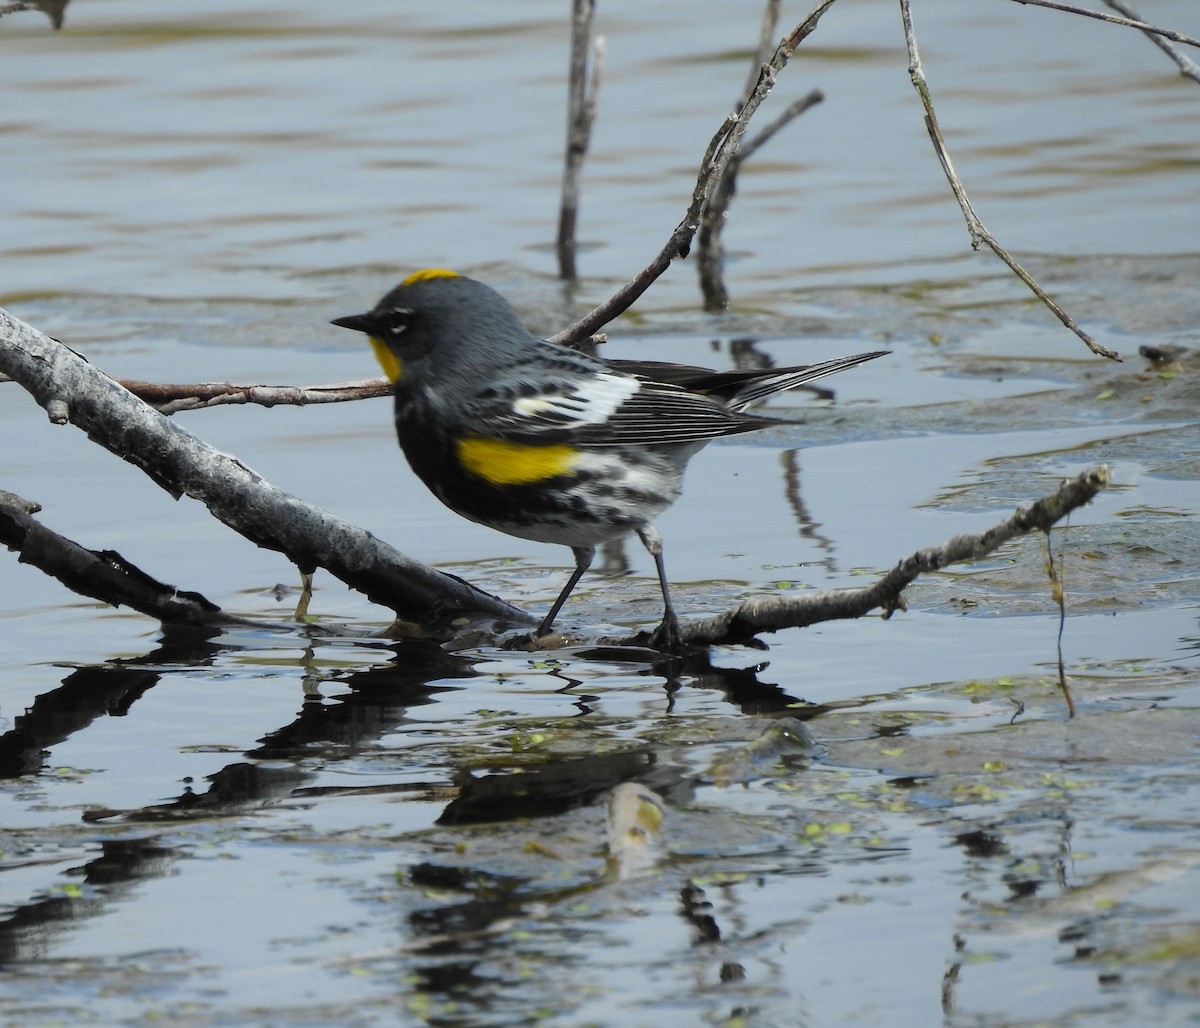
[456,435,580,485]
[370,337,403,383]
[402,268,460,286]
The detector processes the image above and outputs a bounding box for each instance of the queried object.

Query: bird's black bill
[330,312,378,334]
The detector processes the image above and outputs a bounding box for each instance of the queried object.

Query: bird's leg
[637,525,682,650]
[536,545,595,636]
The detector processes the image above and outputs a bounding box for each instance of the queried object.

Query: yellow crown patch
[402,268,461,286]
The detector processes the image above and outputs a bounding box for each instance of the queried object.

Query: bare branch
[557,0,606,279]
[0,490,238,628]
[900,0,1121,362]
[549,0,843,346]
[3,371,395,415]
[1100,0,1200,83]
[114,376,391,415]
[1010,0,1200,49]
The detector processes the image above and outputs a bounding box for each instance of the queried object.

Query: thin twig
[113,376,391,415]
[549,0,842,346]
[900,0,1121,362]
[699,0,820,310]
[737,91,824,167]
[557,0,605,279]
[1044,528,1075,718]
[701,0,782,314]
[1010,0,1200,49]
[1100,0,1200,83]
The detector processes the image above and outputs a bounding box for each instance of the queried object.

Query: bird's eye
[387,307,415,337]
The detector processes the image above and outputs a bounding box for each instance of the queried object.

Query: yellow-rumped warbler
[332,269,885,647]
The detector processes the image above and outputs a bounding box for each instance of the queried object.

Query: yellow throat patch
[370,336,403,383]
[456,436,580,486]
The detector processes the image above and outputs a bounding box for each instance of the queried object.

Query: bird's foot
[647,613,684,652]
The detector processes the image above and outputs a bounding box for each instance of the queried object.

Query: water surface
[2,1,1200,1024]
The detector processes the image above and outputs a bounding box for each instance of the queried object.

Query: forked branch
[549,0,842,346]
[1010,0,1200,49]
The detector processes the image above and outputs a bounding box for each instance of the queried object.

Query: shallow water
[3,1,1200,1025]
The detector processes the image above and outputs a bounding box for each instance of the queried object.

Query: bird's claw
[647,613,684,652]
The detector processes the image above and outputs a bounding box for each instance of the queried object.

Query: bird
[331,269,885,648]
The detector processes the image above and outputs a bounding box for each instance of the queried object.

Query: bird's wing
[464,368,773,448]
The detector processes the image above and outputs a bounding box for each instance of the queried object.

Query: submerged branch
[635,466,1110,649]
[697,89,824,311]
[1044,529,1076,718]
[698,0,822,311]
[0,490,243,628]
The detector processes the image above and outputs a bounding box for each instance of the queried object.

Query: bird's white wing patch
[512,372,640,426]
